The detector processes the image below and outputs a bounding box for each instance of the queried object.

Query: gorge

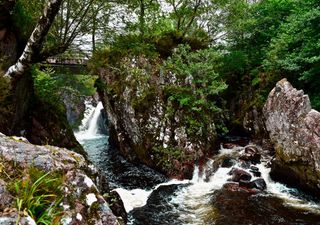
[72,92,320,224]
[1,0,320,224]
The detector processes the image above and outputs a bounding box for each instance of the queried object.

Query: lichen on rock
[263,78,320,196]
[0,133,123,224]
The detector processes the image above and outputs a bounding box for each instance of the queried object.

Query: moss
[132,86,157,115]
[151,145,188,174]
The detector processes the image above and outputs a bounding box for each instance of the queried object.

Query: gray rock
[263,78,320,195]
[0,135,122,225]
[0,215,36,225]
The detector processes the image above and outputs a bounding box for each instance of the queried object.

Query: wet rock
[222,182,259,194]
[239,180,255,189]
[228,168,252,182]
[239,161,251,169]
[0,134,122,225]
[223,182,241,192]
[130,184,189,225]
[62,94,86,129]
[251,178,267,191]
[264,79,320,196]
[239,145,261,164]
[238,179,266,191]
[249,166,261,177]
[105,190,128,224]
[204,157,231,182]
[221,158,237,168]
[209,189,320,224]
[222,143,239,149]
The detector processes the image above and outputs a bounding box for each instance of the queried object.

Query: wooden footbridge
[42,49,92,74]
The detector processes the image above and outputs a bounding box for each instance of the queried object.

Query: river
[75,101,320,225]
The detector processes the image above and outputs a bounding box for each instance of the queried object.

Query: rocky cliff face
[263,78,320,196]
[97,55,218,178]
[0,133,124,225]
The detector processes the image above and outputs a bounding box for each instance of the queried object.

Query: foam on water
[115,188,152,212]
[256,163,320,213]
[115,179,190,213]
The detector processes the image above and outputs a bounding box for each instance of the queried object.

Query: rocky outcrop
[97,56,219,178]
[263,78,320,196]
[0,133,124,225]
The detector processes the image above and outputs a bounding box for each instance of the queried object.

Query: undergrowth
[2,164,65,225]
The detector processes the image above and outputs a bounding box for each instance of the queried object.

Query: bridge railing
[45,49,92,65]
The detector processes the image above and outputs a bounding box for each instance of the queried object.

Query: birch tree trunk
[5,0,63,79]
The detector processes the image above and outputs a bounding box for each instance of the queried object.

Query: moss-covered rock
[94,51,221,178]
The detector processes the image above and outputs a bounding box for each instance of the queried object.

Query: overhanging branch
[5,0,63,79]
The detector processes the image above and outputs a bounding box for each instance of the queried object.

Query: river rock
[105,190,128,224]
[222,182,259,194]
[130,183,189,225]
[239,145,261,164]
[251,178,267,191]
[228,168,252,182]
[264,79,320,196]
[221,157,237,168]
[249,166,261,177]
[0,134,123,225]
[210,189,320,224]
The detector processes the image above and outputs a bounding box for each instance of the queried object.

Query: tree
[5,0,63,79]
[265,0,320,109]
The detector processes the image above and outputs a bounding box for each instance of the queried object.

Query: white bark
[5,0,63,79]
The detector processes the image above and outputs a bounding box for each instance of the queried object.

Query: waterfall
[75,101,105,140]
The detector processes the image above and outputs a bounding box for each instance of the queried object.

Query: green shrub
[163,44,228,136]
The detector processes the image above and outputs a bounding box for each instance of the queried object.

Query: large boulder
[263,78,320,196]
[96,55,219,178]
[0,133,124,225]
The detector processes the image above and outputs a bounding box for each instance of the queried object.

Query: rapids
[75,100,320,225]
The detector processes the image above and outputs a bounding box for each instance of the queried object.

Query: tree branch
[5,0,63,79]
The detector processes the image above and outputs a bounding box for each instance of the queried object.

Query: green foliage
[264,1,320,110]
[32,67,97,112]
[12,0,45,39]
[164,44,228,136]
[32,67,61,110]
[12,167,64,224]
[214,0,320,115]
[152,145,186,173]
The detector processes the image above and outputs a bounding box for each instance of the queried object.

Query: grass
[11,167,64,225]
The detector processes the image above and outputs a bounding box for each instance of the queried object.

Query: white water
[256,163,320,213]
[75,101,105,141]
[115,179,190,213]
[169,147,320,224]
[117,145,320,224]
